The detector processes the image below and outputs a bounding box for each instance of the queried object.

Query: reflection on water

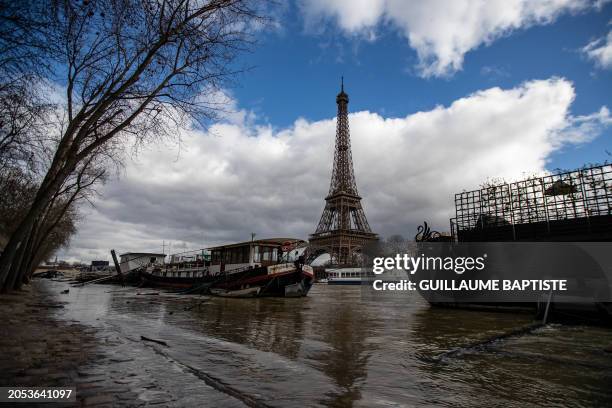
[52,282,612,407]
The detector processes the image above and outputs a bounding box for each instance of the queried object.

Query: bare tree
[0,83,53,175]
[0,0,266,292]
[0,156,106,287]
[0,0,55,172]
[0,0,52,78]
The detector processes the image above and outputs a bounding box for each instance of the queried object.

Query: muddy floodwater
[44,281,612,407]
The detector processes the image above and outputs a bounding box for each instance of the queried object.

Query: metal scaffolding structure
[309,79,378,264]
[452,163,612,241]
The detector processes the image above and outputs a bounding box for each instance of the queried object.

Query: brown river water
[44,281,612,407]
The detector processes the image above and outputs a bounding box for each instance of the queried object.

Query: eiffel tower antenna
[309,81,378,265]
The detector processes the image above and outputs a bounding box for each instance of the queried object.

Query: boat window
[212,250,221,264]
[253,246,260,262]
[261,247,268,262]
[262,246,273,262]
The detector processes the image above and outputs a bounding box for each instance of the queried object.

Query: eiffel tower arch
[309,79,378,265]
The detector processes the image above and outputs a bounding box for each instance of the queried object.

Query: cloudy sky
[60,0,612,262]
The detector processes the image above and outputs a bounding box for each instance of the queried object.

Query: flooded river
[44,281,612,407]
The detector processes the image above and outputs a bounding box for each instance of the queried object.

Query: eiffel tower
[309,79,378,265]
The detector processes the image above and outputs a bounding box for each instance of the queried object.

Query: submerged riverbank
[2,280,612,407]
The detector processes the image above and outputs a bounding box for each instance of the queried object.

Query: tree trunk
[0,216,34,291]
[0,163,74,292]
[5,221,37,290]
[0,132,84,290]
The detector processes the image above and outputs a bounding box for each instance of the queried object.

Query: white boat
[327,267,408,285]
[327,268,370,285]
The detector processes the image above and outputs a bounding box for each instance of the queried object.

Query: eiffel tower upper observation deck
[309,79,378,265]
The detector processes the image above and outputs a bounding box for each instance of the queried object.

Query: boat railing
[453,163,612,238]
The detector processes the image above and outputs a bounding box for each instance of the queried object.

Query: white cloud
[556,106,612,143]
[59,78,610,262]
[583,30,612,69]
[300,0,604,77]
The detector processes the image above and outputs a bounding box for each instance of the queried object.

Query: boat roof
[207,238,305,251]
[119,252,166,257]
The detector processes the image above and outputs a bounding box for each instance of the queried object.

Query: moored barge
[141,238,314,297]
[206,238,314,297]
[416,163,612,323]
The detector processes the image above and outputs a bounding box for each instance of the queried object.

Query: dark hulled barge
[140,250,212,288]
[141,238,314,297]
[206,239,313,297]
[416,163,612,324]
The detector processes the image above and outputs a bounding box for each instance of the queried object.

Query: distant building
[119,252,166,273]
[90,260,110,272]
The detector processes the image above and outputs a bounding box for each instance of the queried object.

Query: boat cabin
[120,252,166,273]
[208,238,304,274]
[170,250,210,265]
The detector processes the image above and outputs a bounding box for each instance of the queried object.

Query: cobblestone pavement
[0,280,245,408]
